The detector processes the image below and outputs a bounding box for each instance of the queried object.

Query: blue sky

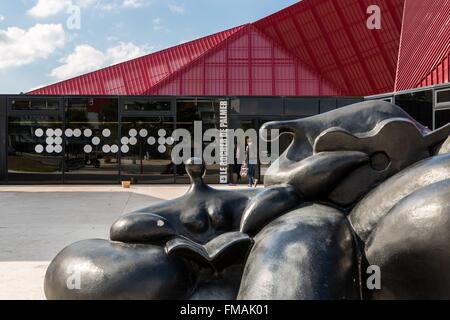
[0,0,298,94]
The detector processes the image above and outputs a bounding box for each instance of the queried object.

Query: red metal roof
[254,0,405,96]
[28,25,245,95]
[395,0,450,91]
[148,24,343,96]
[28,0,450,97]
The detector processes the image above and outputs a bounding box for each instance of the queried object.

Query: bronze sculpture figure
[44,101,450,300]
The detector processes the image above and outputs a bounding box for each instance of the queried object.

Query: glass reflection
[120,117,175,183]
[64,98,119,183]
[8,115,63,182]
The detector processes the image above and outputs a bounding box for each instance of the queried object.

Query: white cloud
[152,17,168,32]
[122,0,150,8]
[50,44,105,79]
[27,0,114,18]
[106,42,145,64]
[168,4,185,14]
[28,0,71,18]
[0,24,65,69]
[0,15,5,22]
[50,42,149,80]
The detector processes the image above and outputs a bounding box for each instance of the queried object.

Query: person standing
[245,137,258,187]
[231,138,242,185]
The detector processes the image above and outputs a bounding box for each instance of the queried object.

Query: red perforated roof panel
[27,0,450,97]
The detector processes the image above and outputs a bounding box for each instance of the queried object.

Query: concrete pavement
[0,184,255,300]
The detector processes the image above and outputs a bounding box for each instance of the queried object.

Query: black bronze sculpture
[45,101,450,300]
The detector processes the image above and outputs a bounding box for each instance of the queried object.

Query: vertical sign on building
[219,100,229,184]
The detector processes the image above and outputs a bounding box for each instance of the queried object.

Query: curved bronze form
[44,101,450,300]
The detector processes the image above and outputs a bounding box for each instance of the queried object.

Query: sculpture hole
[370,152,390,171]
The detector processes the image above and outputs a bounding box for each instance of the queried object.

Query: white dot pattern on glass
[46,129,54,137]
[102,129,111,137]
[46,137,55,145]
[129,137,138,146]
[84,129,92,137]
[84,145,93,153]
[103,145,111,153]
[92,137,101,145]
[121,137,129,145]
[158,145,166,153]
[166,137,175,145]
[35,129,44,137]
[147,137,156,145]
[54,137,63,145]
[35,145,44,153]
[65,129,73,137]
[35,126,179,155]
[158,137,166,145]
[54,129,63,137]
[139,129,148,137]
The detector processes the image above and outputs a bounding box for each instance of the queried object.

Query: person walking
[245,137,258,188]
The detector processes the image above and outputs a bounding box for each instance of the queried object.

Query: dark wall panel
[0,96,6,182]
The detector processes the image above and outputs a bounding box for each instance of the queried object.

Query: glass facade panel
[285,98,319,116]
[337,98,364,108]
[395,90,433,129]
[320,99,337,113]
[124,99,171,112]
[436,89,450,108]
[435,109,450,129]
[11,99,59,111]
[7,114,63,183]
[64,98,119,183]
[175,100,199,183]
[229,116,294,185]
[437,89,450,104]
[176,99,224,184]
[230,98,283,115]
[120,117,175,183]
[4,93,444,185]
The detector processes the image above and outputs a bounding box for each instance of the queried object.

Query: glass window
[7,114,63,183]
[285,98,319,116]
[395,90,433,129]
[436,89,450,109]
[337,98,364,108]
[176,100,224,184]
[0,98,6,182]
[11,99,59,110]
[229,116,294,185]
[64,98,119,183]
[120,117,175,183]
[230,98,283,116]
[124,100,171,112]
[435,109,450,129]
[320,99,337,113]
[175,100,200,183]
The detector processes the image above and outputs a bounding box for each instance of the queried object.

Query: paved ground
[0,184,252,300]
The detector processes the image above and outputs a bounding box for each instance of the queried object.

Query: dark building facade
[1,0,450,184]
[0,95,363,184]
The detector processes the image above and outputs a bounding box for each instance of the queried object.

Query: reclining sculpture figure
[45,101,450,300]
